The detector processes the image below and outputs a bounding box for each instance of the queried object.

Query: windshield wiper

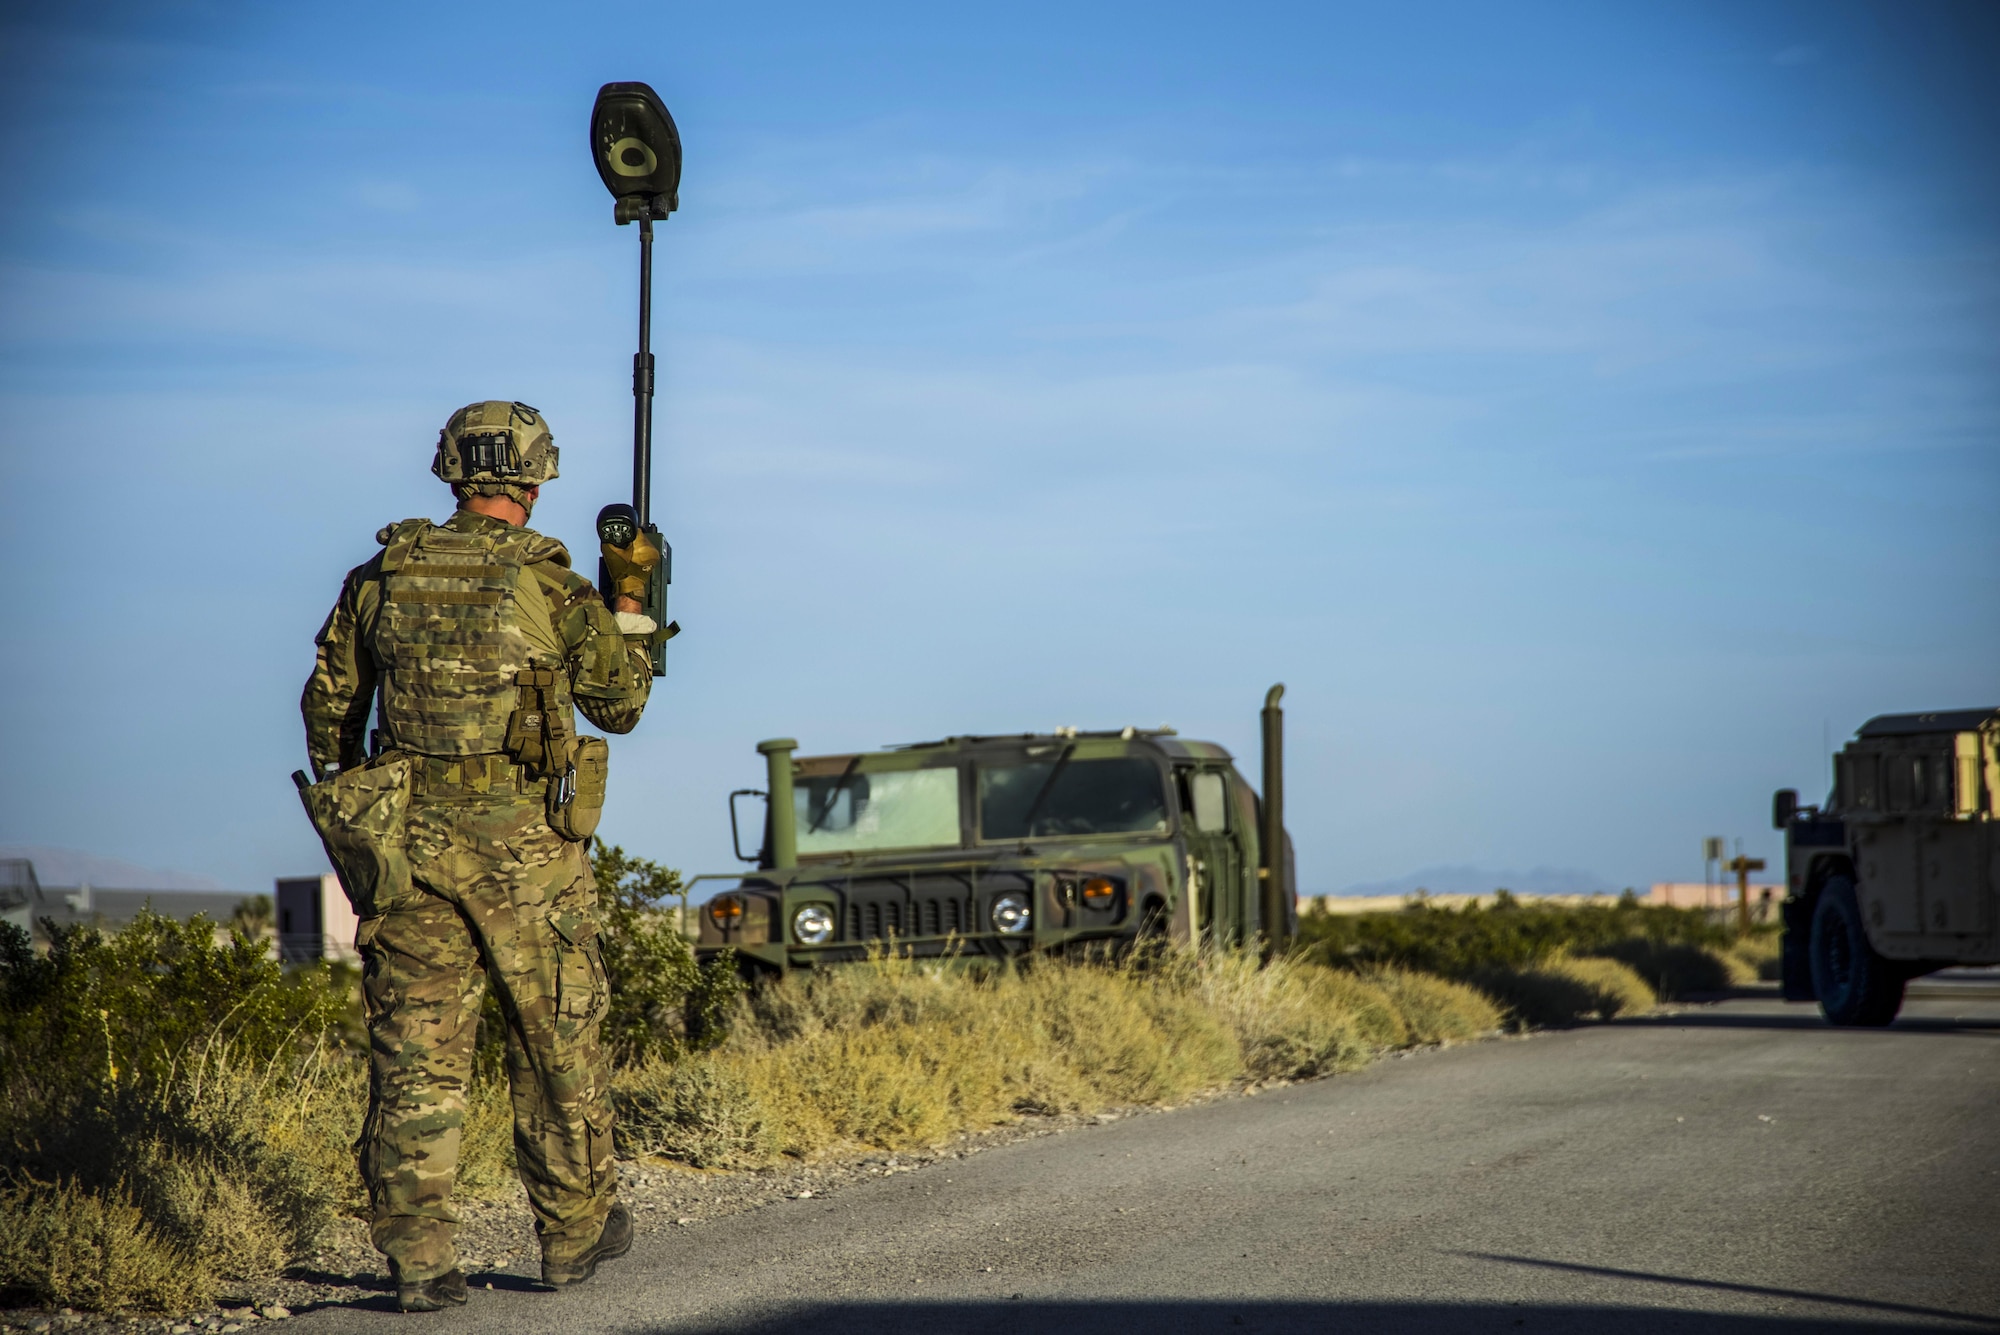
[1016,743,1075,838]
[806,754,865,834]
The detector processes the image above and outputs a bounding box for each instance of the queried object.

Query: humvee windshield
[979,756,1169,840]
[794,767,960,856]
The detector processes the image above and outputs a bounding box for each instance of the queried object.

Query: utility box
[275,873,359,963]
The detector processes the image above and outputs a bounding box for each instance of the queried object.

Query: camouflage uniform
[301,499,651,1285]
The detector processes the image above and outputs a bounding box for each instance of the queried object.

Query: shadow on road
[1459,1253,1998,1327]
[273,1265,543,1316]
[1614,1010,2000,1035]
[652,1297,1995,1334]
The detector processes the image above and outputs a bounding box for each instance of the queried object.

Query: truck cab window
[1189,771,1227,833]
[978,757,1169,840]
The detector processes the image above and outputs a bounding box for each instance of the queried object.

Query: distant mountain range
[0,845,235,892]
[1334,865,1624,899]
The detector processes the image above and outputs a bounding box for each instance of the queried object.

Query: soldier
[301,401,658,1311]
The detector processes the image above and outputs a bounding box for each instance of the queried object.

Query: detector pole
[633,217,655,527]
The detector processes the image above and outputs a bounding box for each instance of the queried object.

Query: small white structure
[0,859,45,936]
[1648,881,1783,917]
[275,873,360,963]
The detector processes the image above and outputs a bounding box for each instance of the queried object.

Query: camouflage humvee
[1774,707,2000,1025]
[694,689,1297,973]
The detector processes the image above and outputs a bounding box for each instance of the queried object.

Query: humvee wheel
[1810,876,1905,1026]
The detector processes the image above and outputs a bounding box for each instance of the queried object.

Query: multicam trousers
[355,795,615,1283]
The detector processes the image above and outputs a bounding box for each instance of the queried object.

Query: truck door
[1920,732,1995,936]
[1848,746,1923,935]
[1177,766,1248,948]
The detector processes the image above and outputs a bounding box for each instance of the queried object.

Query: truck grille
[829,871,1032,942]
[848,896,968,941]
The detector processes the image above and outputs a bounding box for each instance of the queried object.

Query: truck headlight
[992,893,1031,935]
[793,904,835,944]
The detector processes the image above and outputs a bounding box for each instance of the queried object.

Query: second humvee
[1774,707,2000,1025]
[693,688,1297,974]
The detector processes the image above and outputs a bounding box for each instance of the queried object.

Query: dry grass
[1726,932,1782,982]
[6,920,1500,1312]
[613,950,1500,1169]
[0,1035,519,1313]
[0,1181,205,1313]
[1475,953,1657,1028]
[1365,969,1504,1045]
[1586,940,1731,998]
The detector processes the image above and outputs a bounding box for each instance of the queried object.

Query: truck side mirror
[729,789,768,863]
[1772,788,1798,830]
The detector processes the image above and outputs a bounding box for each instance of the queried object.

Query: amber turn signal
[708,894,745,927]
[1080,877,1117,909]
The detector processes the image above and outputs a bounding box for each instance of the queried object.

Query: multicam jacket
[302,509,651,779]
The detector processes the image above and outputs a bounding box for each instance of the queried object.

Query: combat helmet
[431,401,560,486]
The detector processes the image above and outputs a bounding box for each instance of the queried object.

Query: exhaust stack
[757,738,799,869]
[1259,684,1289,951]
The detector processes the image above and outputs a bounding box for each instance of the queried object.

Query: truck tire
[1809,876,1905,1026]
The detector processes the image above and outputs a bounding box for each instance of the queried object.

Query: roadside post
[1726,855,1766,935]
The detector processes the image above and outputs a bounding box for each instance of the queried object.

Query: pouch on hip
[546,735,609,843]
[292,755,414,919]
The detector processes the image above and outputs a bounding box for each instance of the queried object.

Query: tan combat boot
[542,1204,633,1288]
[396,1268,469,1313]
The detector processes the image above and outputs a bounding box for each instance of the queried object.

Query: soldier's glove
[600,531,661,608]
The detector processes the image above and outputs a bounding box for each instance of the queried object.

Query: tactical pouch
[546,735,609,842]
[292,754,413,919]
[504,668,569,776]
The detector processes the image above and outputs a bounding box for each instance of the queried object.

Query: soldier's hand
[600,531,660,610]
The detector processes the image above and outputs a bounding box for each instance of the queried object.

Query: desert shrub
[1589,939,1742,998]
[1299,895,1734,978]
[1023,957,1240,1104]
[1364,969,1502,1045]
[1191,951,1385,1081]
[1300,897,1782,1022]
[1474,954,1656,1027]
[0,913,362,1311]
[0,914,350,1108]
[588,840,743,1064]
[0,1180,205,1312]
[1728,930,1782,982]
[613,1057,777,1168]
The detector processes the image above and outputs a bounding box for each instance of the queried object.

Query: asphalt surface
[297,989,2000,1334]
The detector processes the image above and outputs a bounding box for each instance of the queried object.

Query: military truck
[693,687,1297,973]
[1773,707,2000,1025]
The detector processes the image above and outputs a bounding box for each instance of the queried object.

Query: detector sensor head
[590,81,681,222]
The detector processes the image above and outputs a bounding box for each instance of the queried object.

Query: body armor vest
[370,519,573,759]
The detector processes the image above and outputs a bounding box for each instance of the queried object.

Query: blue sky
[1,1,1994,896]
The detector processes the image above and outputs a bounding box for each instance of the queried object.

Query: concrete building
[275,873,360,963]
[0,859,44,937]
[0,857,252,943]
[1648,881,1784,921]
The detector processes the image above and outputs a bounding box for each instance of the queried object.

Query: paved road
[300,992,2000,1333]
